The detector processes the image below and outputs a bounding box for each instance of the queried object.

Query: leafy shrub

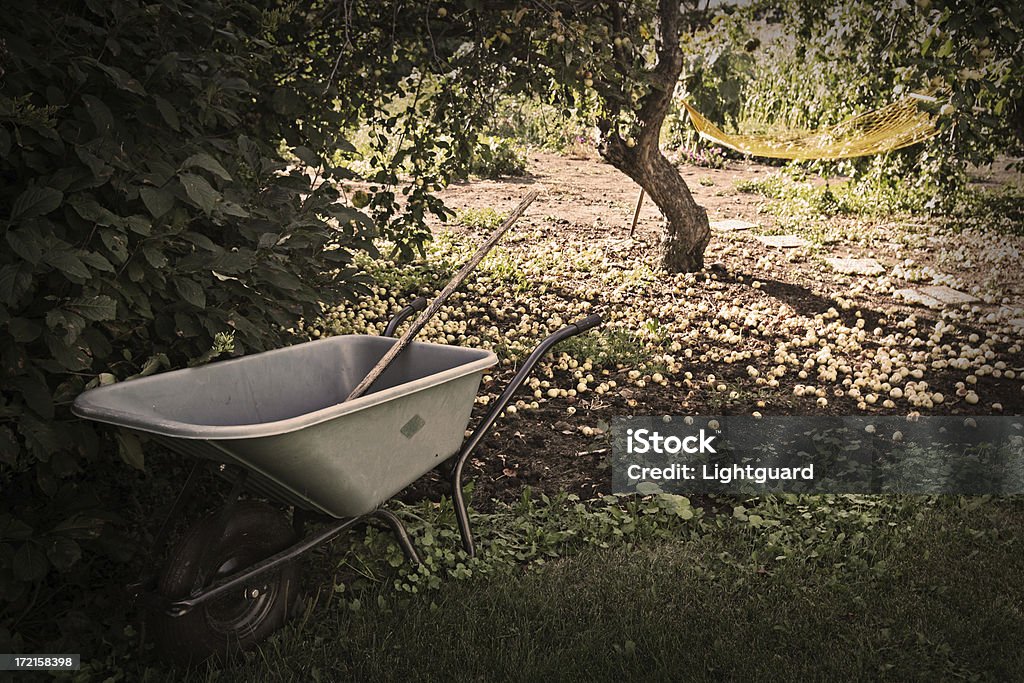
[465,136,528,179]
[487,95,594,154]
[671,23,754,152]
[0,0,384,650]
[674,145,728,169]
[734,161,977,219]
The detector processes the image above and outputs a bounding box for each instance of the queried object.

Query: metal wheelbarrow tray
[73,334,496,519]
[72,297,602,662]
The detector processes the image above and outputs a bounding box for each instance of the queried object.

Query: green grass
[145,496,1024,682]
[456,207,509,231]
[736,172,931,220]
[736,168,1024,228]
[558,325,670,369]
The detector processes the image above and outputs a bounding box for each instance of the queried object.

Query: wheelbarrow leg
[449,314,605,557]
[450,458,476,557]
[369,509,421,565]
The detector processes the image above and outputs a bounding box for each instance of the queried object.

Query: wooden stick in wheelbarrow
[344,188,542,402]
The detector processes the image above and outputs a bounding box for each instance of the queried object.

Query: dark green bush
[0,0,382,650]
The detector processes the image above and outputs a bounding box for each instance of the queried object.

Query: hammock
[681,93,940,160]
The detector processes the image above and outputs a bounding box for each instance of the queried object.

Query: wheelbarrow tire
[150,501,301,664]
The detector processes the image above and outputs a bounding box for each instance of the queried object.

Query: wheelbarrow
[72,299,602,662]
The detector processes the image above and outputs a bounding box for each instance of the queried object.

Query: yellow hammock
[681,93,940,160]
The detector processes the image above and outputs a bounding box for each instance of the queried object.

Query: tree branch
[635,0,683,148]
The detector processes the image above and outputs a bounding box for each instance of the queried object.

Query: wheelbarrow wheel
[150,501,301,664]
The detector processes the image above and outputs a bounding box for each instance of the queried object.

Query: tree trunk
[601,139,710,272]
[596,0,711,273]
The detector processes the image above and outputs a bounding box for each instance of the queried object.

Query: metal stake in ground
[344,188,542,402]
[629,188,644,238]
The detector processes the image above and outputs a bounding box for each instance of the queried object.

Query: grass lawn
[157,496,1024,682]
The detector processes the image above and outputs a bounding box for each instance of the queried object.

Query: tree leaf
[52,515,105,539]
[210,249,254,274]
[45,537,81,571]
[292,146,322,168]
[10,186,63,221]
[0,426,18,466]
[0,264,35,307]
[13,543,49,582]
[76,147,113,179]
[139,187,175,219]
[44,333,92,371]
[11,376,54,420]
[8,318,43,343]
[174,278,206,309]
[99,229,129,263]
[43,250,92,281]
[79,250,115,272]
[81,94,114,136]
[272,87,304,115]
[126,354,168,380]
[179,173,220,214]
[125,215,151,235]
[219,201,249,218]
[261,267,303,291]
[142,244,167,269]
[67,295,117,321]
[5,229,44,264]
[92,61,147,95]
[330,205,375,231]
[19,413,65,456]
[153,96,180,131]
[181,231,217,252]
[116,431,145,471]
[0,516,35,541]
[68,194,120,227]
[46,309,87,345]
[183,152,232,181]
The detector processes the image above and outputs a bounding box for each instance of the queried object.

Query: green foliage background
[0,0,388,650]
[673,0,1024,208]
[0,0,562,653]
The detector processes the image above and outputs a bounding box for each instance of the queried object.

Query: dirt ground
[438,150,775,238]
[397,152,1023,508]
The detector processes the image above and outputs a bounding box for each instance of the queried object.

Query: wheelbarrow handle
[449,313,603,556]
[382,297,428,338]
[458,312,603,463]
[571,313,603,334]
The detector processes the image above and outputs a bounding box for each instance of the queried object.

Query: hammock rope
[681,93,940,161]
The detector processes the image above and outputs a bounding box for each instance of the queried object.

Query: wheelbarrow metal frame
[125,299,601,617]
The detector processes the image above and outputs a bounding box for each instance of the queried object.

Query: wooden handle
[344,188,541,402]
